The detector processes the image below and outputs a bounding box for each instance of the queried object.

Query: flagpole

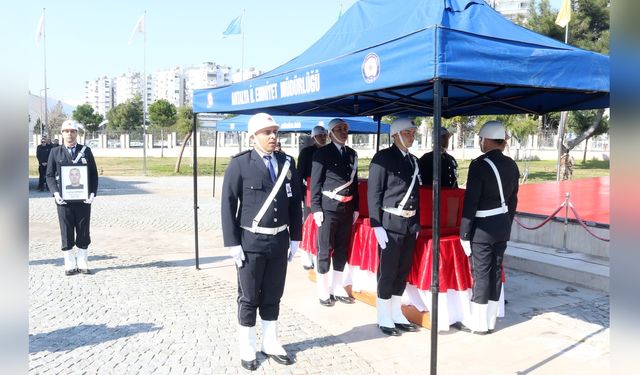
[42,8,49,136]
[556,5,570,181]
[241,8,245,82]
[142,10,148,176]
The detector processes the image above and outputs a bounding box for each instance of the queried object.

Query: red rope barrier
[568,203,610,242]
[514,202,565,230]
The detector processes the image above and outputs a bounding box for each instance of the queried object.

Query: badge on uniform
[81,158,87,164]
[286,170,292,180]
[285,183,293,197]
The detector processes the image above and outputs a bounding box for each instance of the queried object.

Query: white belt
[475,205,508,218]
[322,191,353,203]
[241,224,288,235]
[382,207,416,218]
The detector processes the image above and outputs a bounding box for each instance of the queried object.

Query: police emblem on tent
[362,53,380,83]
[206,92,214,108]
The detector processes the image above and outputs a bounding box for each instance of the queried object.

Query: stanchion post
[556,192,572,254]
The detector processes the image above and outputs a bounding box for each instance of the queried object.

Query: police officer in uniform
[368,118,421,336]
[46,120,98,276]
[221,113,302,371]
[36,136,52,191]
[418,126,458,188]
[310,118,359,306]
[459,120,519,334]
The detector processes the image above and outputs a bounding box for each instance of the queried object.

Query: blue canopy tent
[205,115,390,199]
[189,1,609,370]
[212,115,390,133]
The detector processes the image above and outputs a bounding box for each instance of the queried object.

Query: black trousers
[316,206,353,274]
[38,165,47,189]
[470,241,507,304]
[377,230,416,299]
[237,230,289,327]
[56,202,92,250]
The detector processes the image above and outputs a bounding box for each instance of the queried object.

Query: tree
[525,0,609,169]
[441,116,474,149]
[567,109,609,163]
[33,118,43,135]
[148,99,177,157]
[106,95,144,132]
[72,103,104,136]
[48,101,67,134]
[174,105,194,173]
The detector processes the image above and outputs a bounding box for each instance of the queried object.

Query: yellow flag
[555,0,571,28]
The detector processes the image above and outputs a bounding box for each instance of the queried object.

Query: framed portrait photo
[61,165,89,201]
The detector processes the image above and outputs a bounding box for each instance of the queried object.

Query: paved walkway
[29,176,609,374]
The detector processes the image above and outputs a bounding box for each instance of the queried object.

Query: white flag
[128,14,145,45]
[35,13,44,46]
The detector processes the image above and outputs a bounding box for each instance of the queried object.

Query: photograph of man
[418,126,458,188]
[310,118,359,307]
[368,118,421,336]
[221,113,302,371]
[46,120,99,276]
[65,167,84,189]
[459,120,519,335]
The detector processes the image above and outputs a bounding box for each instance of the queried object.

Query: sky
[26,0,563,106]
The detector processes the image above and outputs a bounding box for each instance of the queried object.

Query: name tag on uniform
[285,183,293,197]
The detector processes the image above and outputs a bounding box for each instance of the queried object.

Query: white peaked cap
[248,113,279,135]
[390,118,417,136]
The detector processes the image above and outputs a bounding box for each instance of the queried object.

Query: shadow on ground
[29,323,161,353]
[28,176,153,198]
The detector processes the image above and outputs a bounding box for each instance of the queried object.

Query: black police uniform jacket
[36,143,52,166]
[221,149,303,248]
[460,149,519,243]
[368,144,421,235]
[418,150,458,188]
[310,143,359,213]
[45,144,99,197]
[297,145,317,182]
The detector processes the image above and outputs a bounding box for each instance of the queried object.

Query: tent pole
[376,118,381,152]
[213,130,219,198]
[193,114,200,270]
[430,78,443,375]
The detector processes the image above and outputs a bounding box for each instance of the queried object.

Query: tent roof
[212,115,390,134]
[193,0,608,118]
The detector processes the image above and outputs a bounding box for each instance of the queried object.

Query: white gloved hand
[53,192,66,205]
[228,245,245,267]
[352,211,359,225]
[461,240,472,257]
[84,193,95,204]
[313,211,324,227]
[372,227,388,250]
[416,231,420,239]
[288,241,299,262]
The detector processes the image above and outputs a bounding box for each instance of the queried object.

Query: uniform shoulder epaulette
[232,149,251,158]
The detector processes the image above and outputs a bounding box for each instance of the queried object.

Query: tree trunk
[174,132,192,173]
[583,137,589,163]
[456,122,464,149]
[562,108,605,154]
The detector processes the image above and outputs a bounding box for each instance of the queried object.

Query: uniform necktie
[404,154,413,170]
[340,146,347,162]
[264,155,276,183]
[69,147,76,159]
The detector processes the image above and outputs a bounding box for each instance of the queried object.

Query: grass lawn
[29,156,609,184]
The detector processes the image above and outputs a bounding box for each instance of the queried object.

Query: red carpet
[516,176,609,226]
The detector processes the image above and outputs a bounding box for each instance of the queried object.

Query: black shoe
[319,298,334,307]
[261,352,293,365]
[378,325,401,336]
[395,322,419,332]
[334,296,355,304]
[240,359,258,371]
[65,269,78,276]
[453,322,491,335]
[303,265,314,270]
[78,268,92,275]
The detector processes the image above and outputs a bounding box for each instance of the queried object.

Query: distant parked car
[86,139,99,148]
[108,140,121,148]
[130,141,144,147]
